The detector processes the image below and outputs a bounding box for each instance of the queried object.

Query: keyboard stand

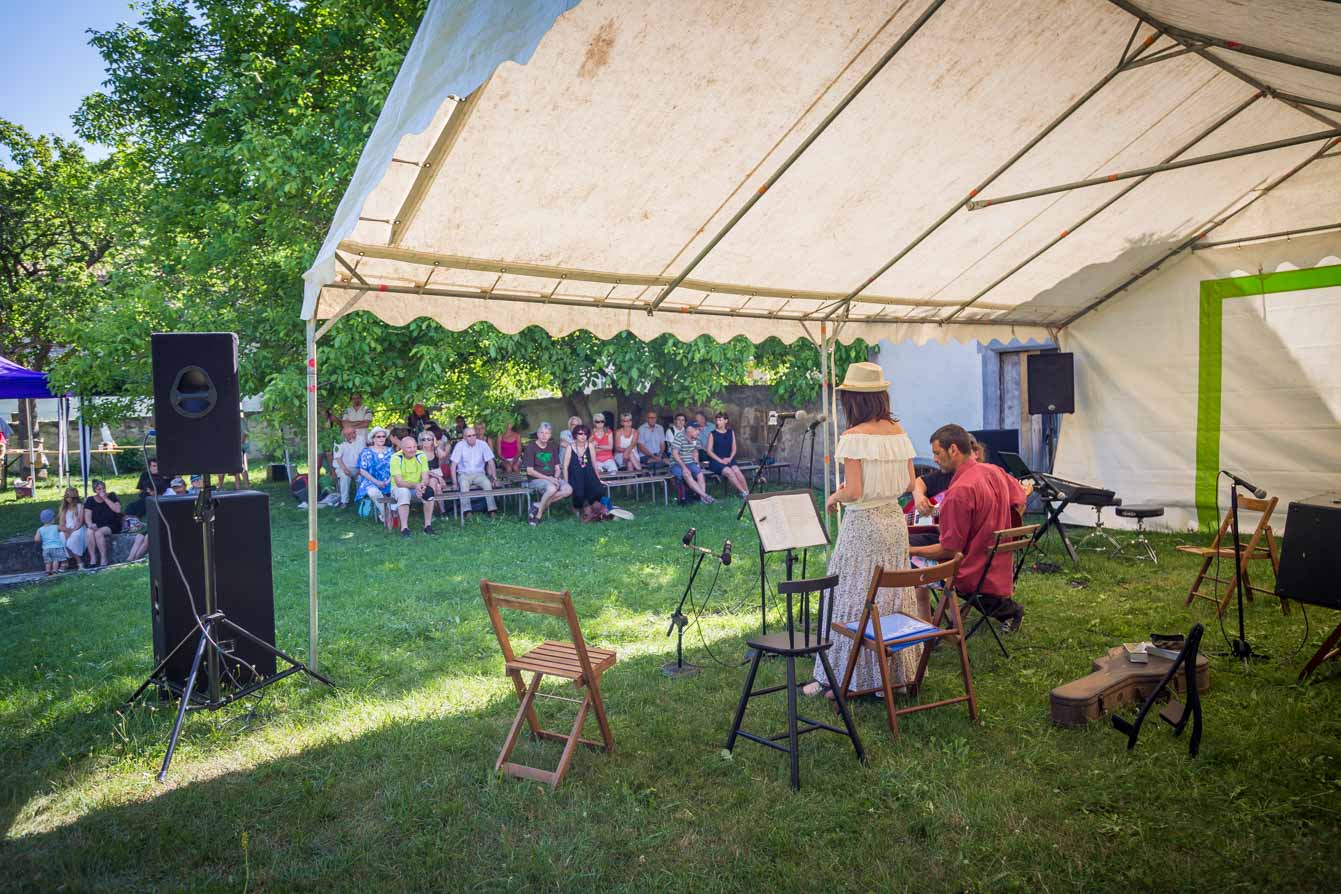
[1015,495,1079,580]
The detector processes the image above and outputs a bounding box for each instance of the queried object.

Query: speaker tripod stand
[125,479,334,781]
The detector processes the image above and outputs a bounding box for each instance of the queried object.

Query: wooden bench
[434,486,533,526]
[706,461,792,495]
[603,472,671,505]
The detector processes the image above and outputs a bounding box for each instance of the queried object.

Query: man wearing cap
[522,422,571,524]
[670,419,715,504]
[450,426,498,518]
[391,435,437,535]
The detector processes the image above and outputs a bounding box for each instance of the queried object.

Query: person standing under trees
[341,393,373,448]
[806,362,919,698]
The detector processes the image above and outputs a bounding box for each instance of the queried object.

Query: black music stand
[746,490,829,633]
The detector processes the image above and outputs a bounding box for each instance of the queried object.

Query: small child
[35,509,67,575]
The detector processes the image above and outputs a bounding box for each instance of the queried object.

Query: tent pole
[819,324,832,550]
[942,91,1261,321]
[647,0,948,313]
[822,28,1162,321]
[965,126,1341,210]
[1194,221,1341,251]
[306,318,320,672]
[1060,137,1338,328]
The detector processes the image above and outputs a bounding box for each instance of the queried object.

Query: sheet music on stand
[748,489,828,554]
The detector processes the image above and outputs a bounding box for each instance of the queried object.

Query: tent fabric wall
[1054,230,1341,532]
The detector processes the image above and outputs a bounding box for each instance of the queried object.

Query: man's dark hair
[839,389,895,427]
[930,423,973,455]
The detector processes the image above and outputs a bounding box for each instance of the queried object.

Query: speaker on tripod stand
[126,332,333,781]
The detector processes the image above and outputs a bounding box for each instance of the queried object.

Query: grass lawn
[1,482,1338,892]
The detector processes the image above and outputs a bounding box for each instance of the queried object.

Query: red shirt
[938,458,1026,597]
[591,429,614,463]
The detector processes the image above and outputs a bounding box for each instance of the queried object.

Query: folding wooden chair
[479,580,616,789]
[1177,496,1284,616]
[831,556,978,740]
[958,524,1039,659]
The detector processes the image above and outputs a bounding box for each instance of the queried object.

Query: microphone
[682,527,697,546]
[806,414,827,431]
[1220,470,1266,499]
[767,411,798,426]
[721,539,732,566]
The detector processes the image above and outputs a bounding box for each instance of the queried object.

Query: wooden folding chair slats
[1179,496,1284,615]
[480,579,616,789]
[831,557,978,739]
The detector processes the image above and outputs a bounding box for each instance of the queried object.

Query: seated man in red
[910,423,1028,633]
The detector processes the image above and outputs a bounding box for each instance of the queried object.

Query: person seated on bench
[561,424,610,519]
[356,427,395,521]
[497,420,524,475]
[636,410,668,469]
[694,411,715,449]
[705,411,750,499]
[82,479,123,567]
[910,424,1027,634]
[671,419,715,504]
[559,415,583,448]
[590,413,619,475]
[334,426,364,508]
[417,430,449,500]
[127,458,173,518]
[524,422,572,525]
[391,436,436,535]
[614,413,642,472]
[451,426,498,518]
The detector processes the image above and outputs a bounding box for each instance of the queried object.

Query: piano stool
[1113,505,1164,563]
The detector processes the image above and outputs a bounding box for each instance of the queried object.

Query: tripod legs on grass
[158,620,213,782]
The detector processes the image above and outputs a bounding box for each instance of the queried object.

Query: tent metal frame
[299,0,1341,671]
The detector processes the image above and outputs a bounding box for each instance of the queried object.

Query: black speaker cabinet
[1027,352,1075,415]
[1276,492,1341,611]
[151,332,243,475]
[148,491,276,691]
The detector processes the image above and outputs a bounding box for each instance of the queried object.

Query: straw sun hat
[836,361,890,392]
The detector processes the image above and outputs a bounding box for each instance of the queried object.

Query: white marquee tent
[300,0,1341,668]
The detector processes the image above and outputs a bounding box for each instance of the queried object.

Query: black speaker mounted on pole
[127,332,333,782]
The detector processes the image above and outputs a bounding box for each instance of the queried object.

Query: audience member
[451,426,498,518]
[126,527,151,563]
[910,424,1028,633]
[127,458,173,517]
[58,487,87,569]
[614,413,641,471]
[341,393,373,447]
[391,436,437,535]
[168,477,191,496]
[355,427,395,521]
[83,479,123,567]
[418,430,449,499]
[334,426,364,508]
[669,412,688,443]
[36,509,67,576]
[453,415,468,440]
[694,411,715,449]
[589,413,618,474]
[705,411,750,498]
[406,403,434,437]
[636,410,667,467]
[497,420,523,474]
[562,424,609,519]
[671,420,715,504]
[559,415,583,447]
[523,422,572,525]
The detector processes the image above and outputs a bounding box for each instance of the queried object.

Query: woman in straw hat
[805,362,920,697]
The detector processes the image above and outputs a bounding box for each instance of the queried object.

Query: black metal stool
[1113,504,1164,563]
[725,574,864,790]
[1074,494,1123,555]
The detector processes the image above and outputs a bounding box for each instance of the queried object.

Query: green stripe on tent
[1194,263,1341,529]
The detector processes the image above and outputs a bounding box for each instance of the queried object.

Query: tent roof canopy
[0,356,57,400]
[303,0,1341,346]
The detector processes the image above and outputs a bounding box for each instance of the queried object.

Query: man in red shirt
[910,424,1028,632]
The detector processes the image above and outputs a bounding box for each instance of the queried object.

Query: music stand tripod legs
[124,480,335,781]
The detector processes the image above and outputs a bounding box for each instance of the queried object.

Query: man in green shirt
[391,436,436,535]
[522,422,572,525]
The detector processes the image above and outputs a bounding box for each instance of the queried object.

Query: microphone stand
[738,417,788,521]
[664,549,710,677]
[1227,479,1268,665]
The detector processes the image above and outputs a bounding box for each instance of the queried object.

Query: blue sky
[0,0,139,158]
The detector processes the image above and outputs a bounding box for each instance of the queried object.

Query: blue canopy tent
[0,355,83,493]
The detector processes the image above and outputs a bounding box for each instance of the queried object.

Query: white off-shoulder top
[835,431,917,510]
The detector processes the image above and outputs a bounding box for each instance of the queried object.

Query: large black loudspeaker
[151,332,243,475]
[148,491,276,691]
[1276,492,1341,611]
[1027,352,1075,415]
